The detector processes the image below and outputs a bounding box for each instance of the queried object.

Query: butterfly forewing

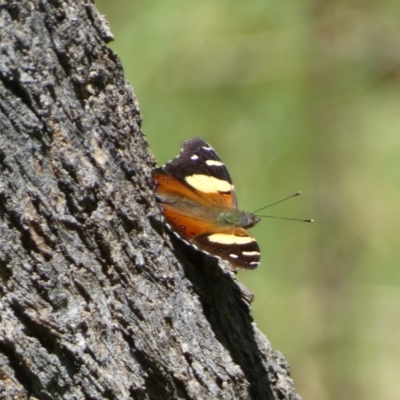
[163,137,233,184]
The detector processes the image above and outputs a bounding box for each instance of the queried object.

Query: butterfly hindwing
[193,228,260,269]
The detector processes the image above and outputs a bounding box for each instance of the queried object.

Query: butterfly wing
[162,137,238,209]
[151,167,222,241]
[193,227,260,269]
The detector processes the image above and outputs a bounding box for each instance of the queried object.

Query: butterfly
[151,137,261,269]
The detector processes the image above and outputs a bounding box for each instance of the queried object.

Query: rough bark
[0,0,301,399]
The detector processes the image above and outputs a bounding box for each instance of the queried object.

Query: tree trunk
[0,1,301,399]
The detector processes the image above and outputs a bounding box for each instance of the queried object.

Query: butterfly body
[151,137,261,269]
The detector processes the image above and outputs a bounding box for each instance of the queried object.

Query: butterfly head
[217,210,260,229]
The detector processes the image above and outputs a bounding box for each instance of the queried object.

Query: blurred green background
[96,1,400,399]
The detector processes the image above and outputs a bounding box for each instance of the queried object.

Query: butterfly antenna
[253,192,313,222]
[255,215,314,223]
[252,191,302,214]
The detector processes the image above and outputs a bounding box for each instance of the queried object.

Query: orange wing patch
[152,169,236,210]
[162,204,217,240]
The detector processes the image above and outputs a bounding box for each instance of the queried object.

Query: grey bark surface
[0,1,301,399]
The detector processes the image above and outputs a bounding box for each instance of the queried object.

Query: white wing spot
[250,261,259,266]
[205,160,224,166]
[202,146,213,151]
[242,251,260,256]
[191,155,199,160]
[229,254,239,259]
[185,174,232,193]
[208,233,255,245]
